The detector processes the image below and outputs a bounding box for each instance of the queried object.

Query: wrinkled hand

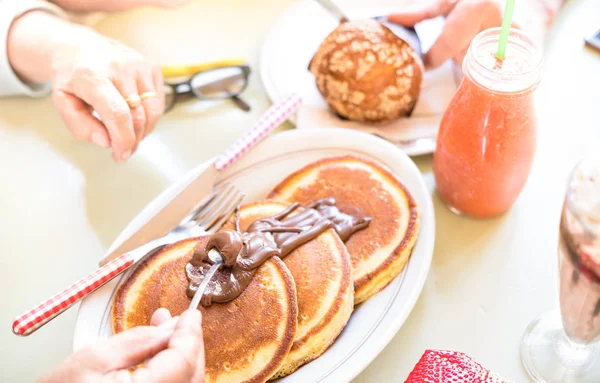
[389,0,507,69]
[50,28,165,162]
[39,309,205,383]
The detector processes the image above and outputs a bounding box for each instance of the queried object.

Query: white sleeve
[0,1,66,98]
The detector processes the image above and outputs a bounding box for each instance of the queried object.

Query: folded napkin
[296,16,461,147]
[405,350,512,383]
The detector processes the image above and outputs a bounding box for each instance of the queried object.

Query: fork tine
[198,189,242,232]
[191,184,235,223]
[205,193,245,233]
[197,188,243,233]
[179,188,219,227]
[179,183,231,227]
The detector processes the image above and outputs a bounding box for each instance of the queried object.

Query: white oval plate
[73,128,435,383]
[259,0,460,156]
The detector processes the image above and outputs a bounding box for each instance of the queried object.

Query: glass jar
[433,27,543,218]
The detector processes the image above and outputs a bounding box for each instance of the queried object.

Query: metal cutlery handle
[214,94,302,171]
[314,0,349,23]
[146,249,223,341]
[189,257,223,309]
[12,254,134,336]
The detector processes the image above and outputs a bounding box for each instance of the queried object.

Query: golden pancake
[112,237,298,383]
[268,155,420,304]
[221,201,354,378]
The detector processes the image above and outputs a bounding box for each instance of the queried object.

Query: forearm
[48,0,156,12]
[7,11,89,84]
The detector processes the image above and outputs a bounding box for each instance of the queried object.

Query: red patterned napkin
[405,350,512,383]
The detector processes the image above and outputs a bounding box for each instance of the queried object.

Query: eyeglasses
[163,65,251,112]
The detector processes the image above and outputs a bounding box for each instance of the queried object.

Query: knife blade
[313,0,349,23]
[376,16,422,57]
[100,94,302,266]
[100,165,216,266]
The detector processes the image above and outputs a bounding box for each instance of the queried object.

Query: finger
[191,334,206,383]
[154,68,171,114]
[453,48,469,68]
[138,309,203,383]
[424,5,482,69]
[73,326,173,372]
[114,77,146,155]
[71,78,136,162]
[150,308,173,326]
[52,90,110,148]
[388,0,458,26]
[152,67,166,108]
[146,0,191,8]
[105,369,132,383]
[138,67,164,138]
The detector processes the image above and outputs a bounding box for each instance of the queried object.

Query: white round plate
[259,0,460,156]
[73,128,435,383]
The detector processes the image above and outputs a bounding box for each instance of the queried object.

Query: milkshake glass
[521,158,600,382]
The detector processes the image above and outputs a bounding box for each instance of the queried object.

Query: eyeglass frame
[163,64,251,112]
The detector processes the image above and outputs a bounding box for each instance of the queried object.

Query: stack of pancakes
[113,155,420,382]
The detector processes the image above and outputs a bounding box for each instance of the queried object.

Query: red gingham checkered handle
[12,253,134,336]
[214,94,302,171]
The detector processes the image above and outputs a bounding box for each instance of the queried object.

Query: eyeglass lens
[191,67,247,99]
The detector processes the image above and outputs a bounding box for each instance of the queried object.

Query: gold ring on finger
[140,91,158,101]
[125,94,142,109]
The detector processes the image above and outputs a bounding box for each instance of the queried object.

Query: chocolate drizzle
[185,198,371,306]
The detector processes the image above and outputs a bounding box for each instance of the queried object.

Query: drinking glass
[521,158,600,382]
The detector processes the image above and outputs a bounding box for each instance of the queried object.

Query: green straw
[496,0,515,60]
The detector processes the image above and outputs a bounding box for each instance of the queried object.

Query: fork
[12,184,244,337]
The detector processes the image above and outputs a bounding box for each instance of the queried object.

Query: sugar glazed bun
[309,19,424,124]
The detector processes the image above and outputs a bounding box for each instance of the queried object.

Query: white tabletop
[1,0,599,381]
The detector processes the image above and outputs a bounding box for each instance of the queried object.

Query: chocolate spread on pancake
[185,197,370,306]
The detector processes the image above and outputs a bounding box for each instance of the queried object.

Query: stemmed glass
[521,158,600,382]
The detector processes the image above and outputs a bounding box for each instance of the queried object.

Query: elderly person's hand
[39,308,205,383]
[50,25,165,162]
[8,10,169,162]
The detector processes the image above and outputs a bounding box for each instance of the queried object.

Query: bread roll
[309,19,423,124]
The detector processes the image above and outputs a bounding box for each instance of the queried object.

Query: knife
[100,93,302,266]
